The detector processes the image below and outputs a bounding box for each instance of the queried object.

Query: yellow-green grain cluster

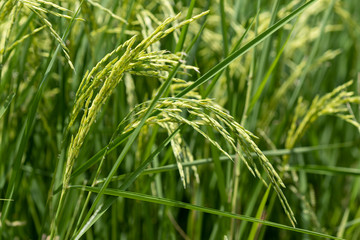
[121,96,296,225]
[60,10,209,209]
[286,81,360,150]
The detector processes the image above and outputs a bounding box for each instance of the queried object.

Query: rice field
[0,0,359,239]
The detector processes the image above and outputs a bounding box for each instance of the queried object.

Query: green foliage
[0,0,359,239]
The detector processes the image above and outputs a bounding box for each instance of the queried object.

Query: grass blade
[70,185,343,240]
[289,165,360,176]
[247,185,272,240]
[174,0,196,52]
[0,93,14,119]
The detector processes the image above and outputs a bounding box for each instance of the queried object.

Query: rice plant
[0,0,359,239]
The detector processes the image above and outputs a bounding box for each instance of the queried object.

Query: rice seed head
[286,80,360,150]
[62,11,209,204]
[122,96,296,224]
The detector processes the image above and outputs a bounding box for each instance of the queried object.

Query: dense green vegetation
[0,0,359,239]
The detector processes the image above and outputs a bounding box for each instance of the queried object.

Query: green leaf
[174,0,196,52]
[70,185,343,240]
[0,93,14,119]
[289,165,360,176]
[248,185,272,240]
